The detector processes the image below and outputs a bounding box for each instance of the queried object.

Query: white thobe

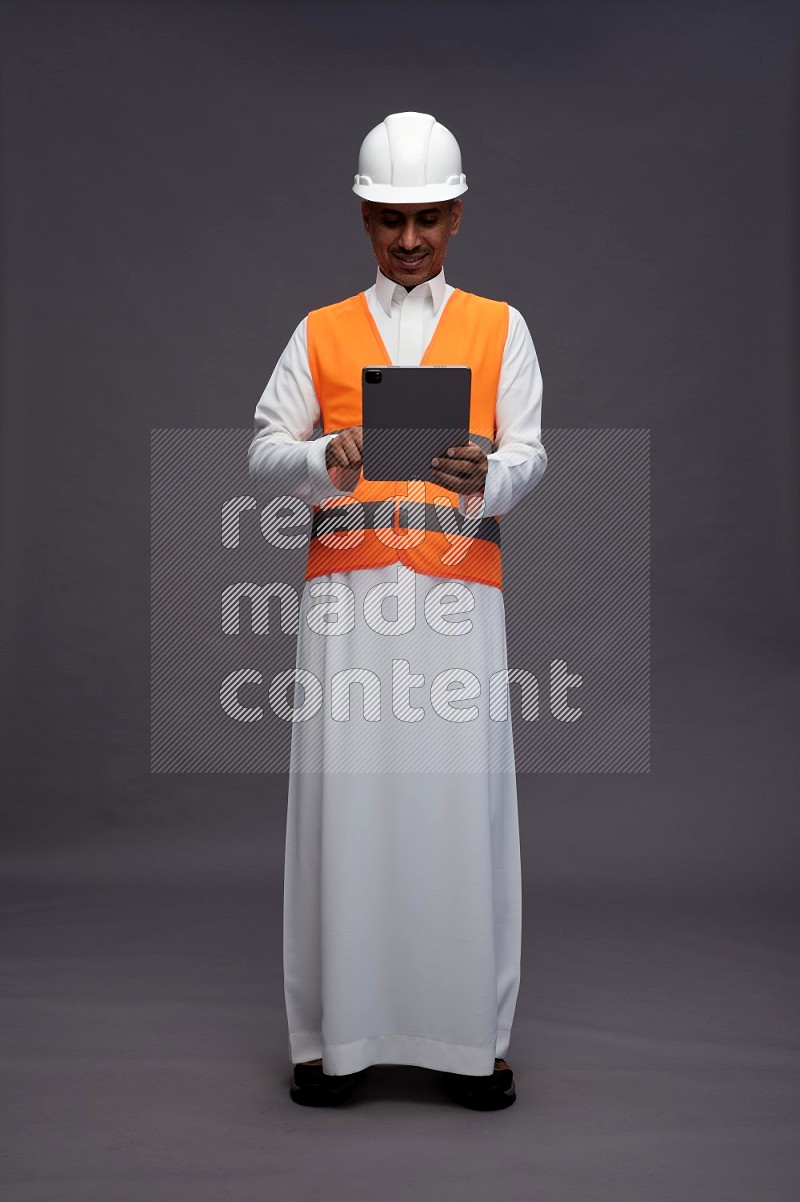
[248,268,546,1076]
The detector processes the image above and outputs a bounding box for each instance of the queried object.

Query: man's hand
[325,425,363,492]
[430,442,488,496]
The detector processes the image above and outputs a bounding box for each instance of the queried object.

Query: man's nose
[399,220,420,249]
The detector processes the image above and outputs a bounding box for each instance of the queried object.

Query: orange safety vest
[305,288,509,590]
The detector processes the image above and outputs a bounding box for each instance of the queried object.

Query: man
[248,112,546,1110]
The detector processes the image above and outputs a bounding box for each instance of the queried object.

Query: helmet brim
[353,182,468,203]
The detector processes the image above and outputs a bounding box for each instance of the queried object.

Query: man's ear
[450,199,463,236]
[361,200,372,234]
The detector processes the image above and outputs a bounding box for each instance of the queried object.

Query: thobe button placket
[394,287,429,366]
[392,285,430,538]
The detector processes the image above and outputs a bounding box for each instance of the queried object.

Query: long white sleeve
[247,318,352,505]
[477,306,547,518]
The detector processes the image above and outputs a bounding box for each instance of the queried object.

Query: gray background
[1,1,798,1199]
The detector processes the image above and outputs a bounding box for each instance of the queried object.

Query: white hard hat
[353,112,468,203]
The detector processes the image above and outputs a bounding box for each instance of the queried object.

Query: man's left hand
[430,442,488,496]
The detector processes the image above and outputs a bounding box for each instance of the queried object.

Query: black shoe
[289,1061,367,1107]
[442,1060,517,1111]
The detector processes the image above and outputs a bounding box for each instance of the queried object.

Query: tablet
[361,365,471,482]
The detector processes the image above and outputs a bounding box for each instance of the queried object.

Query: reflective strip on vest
[311,500,501,547]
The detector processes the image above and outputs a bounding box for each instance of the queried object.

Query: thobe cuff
[480,454,510,516]
[457,455,504,518]
[307,433,354,504]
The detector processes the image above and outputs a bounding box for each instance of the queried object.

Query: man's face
[361,199,463,288]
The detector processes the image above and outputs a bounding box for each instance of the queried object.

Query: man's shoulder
[307,292,365,322]
[454,289,529,335]
[451,288,508,310]
[447,289,512,337]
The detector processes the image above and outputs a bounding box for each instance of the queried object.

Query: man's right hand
[325,426,363,493]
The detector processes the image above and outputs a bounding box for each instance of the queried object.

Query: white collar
[374,267,448,317]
